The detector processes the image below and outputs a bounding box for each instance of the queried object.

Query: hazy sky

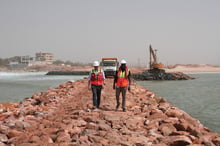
[0,0,220,66]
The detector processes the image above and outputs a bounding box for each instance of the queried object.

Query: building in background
[8,52,54,69]
[8,56,35,68]
[35,52,54,64]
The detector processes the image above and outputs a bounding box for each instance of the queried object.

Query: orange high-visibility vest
[91,69,104,86]
[116,69,129,87]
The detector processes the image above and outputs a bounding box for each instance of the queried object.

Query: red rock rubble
[0,79,220,146]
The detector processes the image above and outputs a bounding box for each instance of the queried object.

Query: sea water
[137,73,220,134]
[0,72,86,102]
[0,72,219,134]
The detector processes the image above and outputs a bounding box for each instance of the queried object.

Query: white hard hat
[121,59,127,64]
[93,61,99,66]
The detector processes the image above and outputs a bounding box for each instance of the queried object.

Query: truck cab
[101,58,118,78]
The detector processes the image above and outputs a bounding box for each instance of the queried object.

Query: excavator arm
[149,45,164,70]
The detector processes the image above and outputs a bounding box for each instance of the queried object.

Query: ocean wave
[0,72,85,81]
[0,72,47,76]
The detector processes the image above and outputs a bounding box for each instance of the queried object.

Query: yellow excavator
[148,45,165,73]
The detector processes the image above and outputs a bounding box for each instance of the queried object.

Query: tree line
[0,58,9,67]
[52,60,90,66]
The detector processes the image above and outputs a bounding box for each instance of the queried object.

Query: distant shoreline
[165,66,220,73]
[1,64,220,74]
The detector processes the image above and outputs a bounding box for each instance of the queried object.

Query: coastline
[1,64,220,74]
[164,65,220,73]
[0,78,219,145]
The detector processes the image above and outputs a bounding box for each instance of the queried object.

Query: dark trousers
[91,85,102,108]
[116,86,127,109]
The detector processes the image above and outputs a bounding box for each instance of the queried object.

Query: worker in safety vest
[88,61,105,109]
[113,59,131,112]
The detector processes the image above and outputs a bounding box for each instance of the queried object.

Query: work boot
[115,104,120,111]
[122,108,126,112]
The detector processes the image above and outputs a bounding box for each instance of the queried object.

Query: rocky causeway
[0,78,220,145]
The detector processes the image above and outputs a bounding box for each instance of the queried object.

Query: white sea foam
[0,72,85,81]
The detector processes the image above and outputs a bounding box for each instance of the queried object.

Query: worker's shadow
[99,105,122,112]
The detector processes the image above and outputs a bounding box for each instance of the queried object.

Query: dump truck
[101,58,119,78]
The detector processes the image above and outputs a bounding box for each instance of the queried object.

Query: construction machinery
[148,45,165,73]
